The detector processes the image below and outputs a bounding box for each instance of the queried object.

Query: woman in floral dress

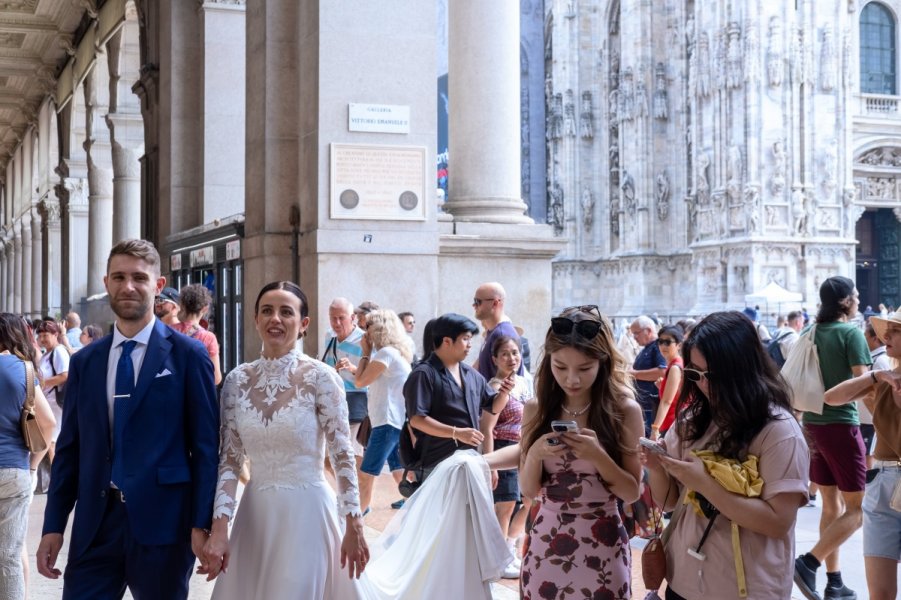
[520,306,643,599]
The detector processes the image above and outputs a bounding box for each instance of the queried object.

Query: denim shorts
[360,424,402,476]
[862,464,901,560]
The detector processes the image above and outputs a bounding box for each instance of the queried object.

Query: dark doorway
[856,208,901,311]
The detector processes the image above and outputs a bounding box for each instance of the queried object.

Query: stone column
[445,0,532,224]
[21,211,33,317]
[106,115,143,243]
[30,207,43,317]
[41,196,63,315]
[60,176,90,310]
[84,66,115,297]
[13,220,22,314]
[0,240,5,311]
[2,230,11,310]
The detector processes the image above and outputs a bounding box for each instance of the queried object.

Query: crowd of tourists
[0,239,897,600]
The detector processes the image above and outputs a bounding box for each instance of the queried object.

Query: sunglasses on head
[683,368,713,383]
[550,305,606,339]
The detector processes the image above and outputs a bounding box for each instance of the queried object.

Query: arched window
[861,2,897,94]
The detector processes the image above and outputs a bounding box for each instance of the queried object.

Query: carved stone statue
[580,91,594,139]
[791,185,808,235]
[728,144,743,200]
[745,186,761,233]
[634,78,649,120]
[655,171,670,220]
[765,204,778,227]
[771,140,787,195]
[653,62,668,120]
[610,193,621,236]
[551,93,564,140]
[744,20,760,84]
[767,17,784,87]
[822,142,837,198]
[621,170,636,214]
[581,188,594,232]
[698,32,711,97]
[727,22,743,89]
[564,90,576,137]
[821,24,837,91]
[621,68,635,120]
[696,151,711,203]
[548,182,564,235]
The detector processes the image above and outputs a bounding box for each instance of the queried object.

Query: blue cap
[742,307,759,322]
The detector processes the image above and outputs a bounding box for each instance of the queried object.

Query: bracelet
[870,371,878,384]
[452,426,458,446]
[650,424,660,431]
[360,356,370,362]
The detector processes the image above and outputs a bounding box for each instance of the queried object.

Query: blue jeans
[360,425,402,476]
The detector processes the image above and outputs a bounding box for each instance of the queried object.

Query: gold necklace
[562,403,591,417]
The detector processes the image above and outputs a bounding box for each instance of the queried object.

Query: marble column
[107,114,143,243]
[41,196,63,316]
[21,212,33,317]
[84,66,115,297]
[0,241,5,311]
[63,178,90,308]
[30,207,43,317]
[2,230,11,310]
[445,0,531,224]
[13,220,22,314]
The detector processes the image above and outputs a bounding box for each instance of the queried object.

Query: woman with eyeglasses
[649,325,685,440]
[520,306,643,600]
[644,311,809,599]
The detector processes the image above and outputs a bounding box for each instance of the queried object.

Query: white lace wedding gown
[210,349,511,600]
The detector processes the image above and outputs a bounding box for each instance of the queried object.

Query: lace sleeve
[213,369,247,521]
[314,366,362,518]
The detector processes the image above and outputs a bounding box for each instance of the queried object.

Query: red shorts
[805,423,867,492]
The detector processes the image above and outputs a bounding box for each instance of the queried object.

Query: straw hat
[870,313,901,342]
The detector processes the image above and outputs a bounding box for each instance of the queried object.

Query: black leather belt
[110,489,125,503]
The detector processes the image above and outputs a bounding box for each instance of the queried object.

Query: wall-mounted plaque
[330,143,427,221]
[348,103,410,134]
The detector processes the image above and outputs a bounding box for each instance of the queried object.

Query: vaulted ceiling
[0,0,86,180]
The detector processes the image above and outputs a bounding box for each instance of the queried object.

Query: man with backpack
[767,310,804,367]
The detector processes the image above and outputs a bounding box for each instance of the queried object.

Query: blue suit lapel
[119,320,172,428]
[90,335,115,449]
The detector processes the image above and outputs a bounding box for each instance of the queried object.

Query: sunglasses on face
[472,298,496,306]
[656,338,677,347]
[683,368,714,383]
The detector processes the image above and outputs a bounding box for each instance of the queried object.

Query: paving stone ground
[27,474,864,599]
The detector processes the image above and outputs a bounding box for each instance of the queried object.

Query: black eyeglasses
[683,368,713,383]
[472,297,497,306]
[551,305,606,339]
[656,338,677,347]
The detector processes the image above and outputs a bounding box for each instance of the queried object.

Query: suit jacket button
[100,490,107,497]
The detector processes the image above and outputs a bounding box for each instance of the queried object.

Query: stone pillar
[106,115,143,243]
[13,220,22,314]
[30,207,43,317]
[61,177,90,309]
[21,212,33,317]
[84,66,115,297]
[2,230,11,310]
[41,196,63,315]
[0,240,5,311]
[445,0,531,224]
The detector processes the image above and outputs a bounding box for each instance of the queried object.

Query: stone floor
[26,475,868,599]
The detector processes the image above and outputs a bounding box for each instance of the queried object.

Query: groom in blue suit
[36,239,220,599]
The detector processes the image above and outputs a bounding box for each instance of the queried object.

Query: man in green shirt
[794,277,871,600]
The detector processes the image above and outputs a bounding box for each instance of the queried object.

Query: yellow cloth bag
[684,450,764,598]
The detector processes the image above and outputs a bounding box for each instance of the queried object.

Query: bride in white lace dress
[202,282,513,599]
[203,282,371,599]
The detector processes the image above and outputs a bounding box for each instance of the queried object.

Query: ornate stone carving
[745,185,761,233]
[580,91,594,139]
[563,90,576,137]
[655,171,670,221]
[842,27,853,88]
[621,170,636,214]
[715,28,728,90]
[634,74,649,120]
[727,22,743,89]
[744,20,760,84]
[791,185,808,235]
[696,151,711,203]
[866,177,897,200]
[820,24,837,91]
[698,32,711,97]
[581,188,594,233]
[857,146,901,167]
[821,142,837,198]
[771,140,787,195]
[620,68,634,121]
[610,192,621,236]
[549,93,564,140]
[653,62,668,120]
[548,181,564,235]
[767,17,785,87]
[727,144,742,200]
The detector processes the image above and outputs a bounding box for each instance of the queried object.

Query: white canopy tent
[744,281,806,317]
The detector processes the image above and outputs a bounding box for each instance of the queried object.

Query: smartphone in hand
[639,437,666,456]
[548,420,579,446]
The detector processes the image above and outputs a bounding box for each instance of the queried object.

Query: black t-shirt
[403,353,496,468]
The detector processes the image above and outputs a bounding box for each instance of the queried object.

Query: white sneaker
[502,561,521,579]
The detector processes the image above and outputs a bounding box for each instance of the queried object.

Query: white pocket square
[155,369,172,378]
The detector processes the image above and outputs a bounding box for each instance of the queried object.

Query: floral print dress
[521,453,631,600]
